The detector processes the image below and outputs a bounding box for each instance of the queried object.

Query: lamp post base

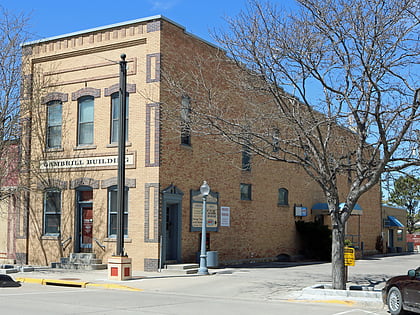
[197,255,209,275]
[108,256,132,281]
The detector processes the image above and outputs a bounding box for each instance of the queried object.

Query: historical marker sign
[190,190,219,232]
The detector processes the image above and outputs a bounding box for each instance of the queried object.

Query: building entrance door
[161,184,183,267]
[80,205,93,252]
[389,229,394,248]
[165,204,179,261]
[75,188,93,253]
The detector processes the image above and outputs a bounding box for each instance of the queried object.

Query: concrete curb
[298,284,383,308]
[15,277,143,292]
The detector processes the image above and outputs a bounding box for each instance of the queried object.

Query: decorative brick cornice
[104,83,136,96]
[37,179,68,190]
[41,92,69,104]
[101,177,136,188]
[147,21,161,33]
[70,177,100,189]
[71,87,101,101]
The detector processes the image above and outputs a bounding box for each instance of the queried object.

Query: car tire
[387,286,407,315]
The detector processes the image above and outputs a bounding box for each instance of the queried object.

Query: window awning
[387,215,404,227]
[311,203,363,215]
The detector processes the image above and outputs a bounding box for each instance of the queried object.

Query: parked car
[382,267,420,314]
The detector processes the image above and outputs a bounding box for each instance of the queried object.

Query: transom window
[46,101,62,149]
[78,96,94,145]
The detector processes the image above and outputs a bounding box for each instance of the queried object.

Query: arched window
[46,101,62,149]
[77,96,94,145]
[43,189,61,235]
[108,185,129,237]
[278,188,289,206]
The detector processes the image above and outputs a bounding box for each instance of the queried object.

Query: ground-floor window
[108,186,128,237]
[43,189,61,235]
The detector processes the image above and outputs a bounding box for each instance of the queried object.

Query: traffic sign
[344,247,355,266]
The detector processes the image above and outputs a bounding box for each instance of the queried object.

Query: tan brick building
[382,205,407,252]
[18,16,382,271]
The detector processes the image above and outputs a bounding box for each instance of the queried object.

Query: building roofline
[22,14,220,50]
[382,204,406,210]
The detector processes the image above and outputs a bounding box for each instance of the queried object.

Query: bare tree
[0,7,30,185]
[389,175,420,233]
[164,0,420,289]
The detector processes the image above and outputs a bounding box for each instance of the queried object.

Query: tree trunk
[331,212,346,290]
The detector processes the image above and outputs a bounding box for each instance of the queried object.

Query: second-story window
[46,101,62,149]
[78,96,94,146]
[181,95,191,145]
[111,92,129,144]
[242,145,251,171]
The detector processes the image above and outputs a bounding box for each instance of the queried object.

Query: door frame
[79,204,93,252]
[74,186,93,253]
[161,185,183,267]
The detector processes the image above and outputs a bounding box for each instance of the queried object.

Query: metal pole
[198,194,209,275]
[116,53,127,257]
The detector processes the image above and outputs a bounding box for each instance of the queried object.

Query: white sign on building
[40,154,135,170]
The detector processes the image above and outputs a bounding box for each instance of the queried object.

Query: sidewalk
[2,260,388,309]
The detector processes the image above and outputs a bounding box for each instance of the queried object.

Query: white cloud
[149,0,177,11]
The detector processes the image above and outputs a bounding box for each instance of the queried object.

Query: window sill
[41,235,60,240]
[74,145,97,150]
[106,142,132,148]
[44,148,64,153]
[180,143,192,149]
[104,237,132,243]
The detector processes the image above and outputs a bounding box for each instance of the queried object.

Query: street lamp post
[116,53,127,257]
[198,181,210,275]
[108,54,132,281]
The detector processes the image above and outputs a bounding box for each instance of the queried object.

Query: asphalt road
[0,283,388,315]
[1,253,419,314]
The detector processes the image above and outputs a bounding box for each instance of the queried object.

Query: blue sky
[2,0,295,44]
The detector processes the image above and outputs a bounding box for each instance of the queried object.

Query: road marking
[287,299,356,306]
[332,309,381,314]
